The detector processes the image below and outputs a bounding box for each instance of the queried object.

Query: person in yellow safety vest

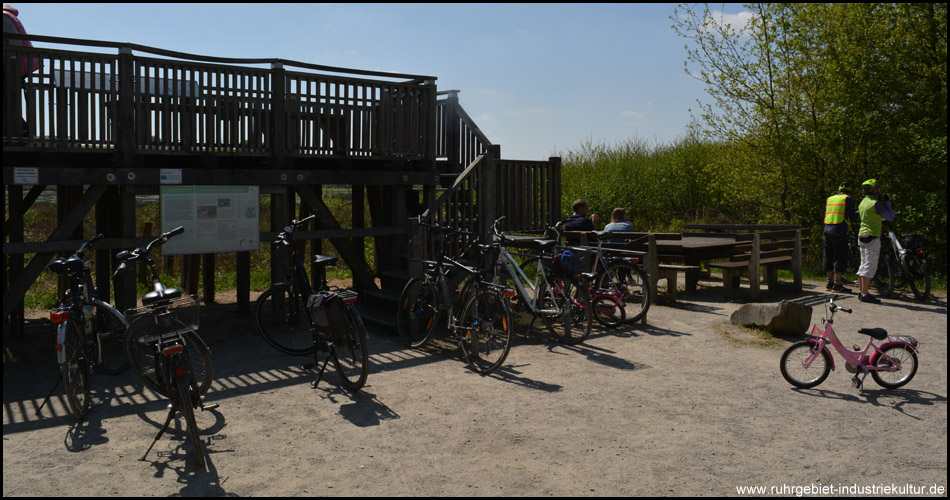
[856,178,894,304]
[822,182,859,292]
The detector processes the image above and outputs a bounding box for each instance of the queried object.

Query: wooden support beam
[3,185,107,317]
[294,185,377,291]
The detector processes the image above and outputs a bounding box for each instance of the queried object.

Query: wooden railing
[435,90,493,172]
[3,34,437,163]
[414,153,561,262]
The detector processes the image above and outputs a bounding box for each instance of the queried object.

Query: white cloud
[622,110,646,119]
[711,10,754,32]
[506,108,553,115]
[476,113,494,123]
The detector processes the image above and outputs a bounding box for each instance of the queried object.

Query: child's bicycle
[780,295,919,390]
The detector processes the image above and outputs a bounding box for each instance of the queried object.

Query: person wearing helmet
[856,179,894,303]
[822,182,859,292]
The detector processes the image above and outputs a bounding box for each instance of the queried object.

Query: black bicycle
[117,227,216,467]
[38,234,130,420]
[254,215,369,391]
[396,219,513,374]
[873,216,931,301]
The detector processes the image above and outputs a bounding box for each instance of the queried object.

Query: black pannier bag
[308,290,348,340]
[901,233,926,251]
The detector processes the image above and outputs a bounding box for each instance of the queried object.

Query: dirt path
[3,280,947,496]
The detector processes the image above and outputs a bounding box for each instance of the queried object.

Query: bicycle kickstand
[141,403,178,461]
[851,371,869,391]
[303,351,333,389]
[35,377,62,416]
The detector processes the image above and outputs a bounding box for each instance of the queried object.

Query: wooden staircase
[358,149,562,334]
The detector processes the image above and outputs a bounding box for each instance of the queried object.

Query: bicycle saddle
[533,239,557,249]
[313,254,339,268]
[857,327,888,340]
[142,286,182,306]
[48,255,84,274]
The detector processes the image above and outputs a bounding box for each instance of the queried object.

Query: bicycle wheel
[597,260,651,324]
[870,344,918,389]
[396,277,441,348]
[779,341,831,389]
[540,278,592,345]
[126,324,213,398]
[332,303,369,391]
[175,369,205,467]
[93,303,130,375]
[457,288,513,374]
[255,284,316,355]
[62,319,91,420]
[592,294,625,328]
[906,254,931,302]
[873,250,895,298]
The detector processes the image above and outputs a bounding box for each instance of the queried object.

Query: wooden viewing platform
[3,33,562,334]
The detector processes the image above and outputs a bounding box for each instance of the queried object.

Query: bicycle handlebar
[416,216,478,239]
[114,226,185,276]
[828,295,852,314]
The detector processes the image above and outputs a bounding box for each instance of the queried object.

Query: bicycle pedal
[302,362,316,370]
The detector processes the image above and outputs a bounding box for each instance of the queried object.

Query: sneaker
[859,293,881,304]
[832,283,851,293]
[826,281,834,291]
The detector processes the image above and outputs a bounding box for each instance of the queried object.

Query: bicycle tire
[906,254,931,302]
[62,319,91,420]
[175,369,206,467]
[396,277,441,348]
[870,344,918,389]
[597,260,651,324]
[873,250,895,298]
[457,288,513,374]
[592,294,625,328]
[93,302,130,375]
[332,303,370,391]
[779,341,831,389]
[126,323,213,398]
[540,278,592,345]
[255,284,317,355]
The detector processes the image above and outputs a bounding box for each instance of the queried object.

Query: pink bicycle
[780,296,919,390]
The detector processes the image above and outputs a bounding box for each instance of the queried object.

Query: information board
[160,186,260,255]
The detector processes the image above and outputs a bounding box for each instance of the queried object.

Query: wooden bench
[695,226,810,298]
[562,231,699,303]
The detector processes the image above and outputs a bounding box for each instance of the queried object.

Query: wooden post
[202,253,215,304]
[792,228,803,291]
[647,234,660,304]
[236,251,250,314]
[748,233,760,299]
[6,184,24,336]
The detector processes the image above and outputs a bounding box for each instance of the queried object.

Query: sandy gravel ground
[3,278,947,496]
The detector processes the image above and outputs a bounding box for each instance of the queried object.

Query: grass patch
[715,321,785,348]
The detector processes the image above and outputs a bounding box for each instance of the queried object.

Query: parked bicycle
[873,214,931,301]
[565,229,651,325]
[117,227,216,467]
[254,215,369,391]
[38,234,130,420]
[492,217,593,345]
[780,295,919,390]
[396,219,514,374]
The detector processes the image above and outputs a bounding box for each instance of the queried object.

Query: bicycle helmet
[861,178,878,193]
[838,181,853,193]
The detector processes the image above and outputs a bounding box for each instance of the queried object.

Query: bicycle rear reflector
[50,310,70,323]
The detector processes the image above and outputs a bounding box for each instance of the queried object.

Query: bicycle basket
[550,250,581,277]
[307,290,349,340]
[901,233,926,251]
[126,294,201,345]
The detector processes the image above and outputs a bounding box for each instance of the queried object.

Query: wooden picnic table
[654,235,739,294]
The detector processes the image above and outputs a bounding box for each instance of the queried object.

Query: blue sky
[14,3,749,161]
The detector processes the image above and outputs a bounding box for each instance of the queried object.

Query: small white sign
[160,186,260,255]
[13,167,38,184]
[160,168,183,184]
